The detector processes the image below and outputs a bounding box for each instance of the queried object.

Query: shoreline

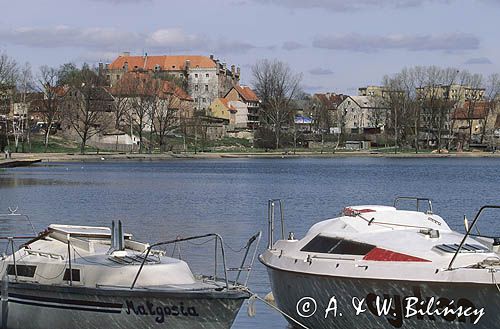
[1,150,500,163]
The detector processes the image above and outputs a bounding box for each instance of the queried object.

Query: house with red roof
[451,101,491,143]
[109,72,194,131]
[224,85,261,129]
[104,53,240,113]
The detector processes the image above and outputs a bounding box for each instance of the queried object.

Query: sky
[0,0,499,94]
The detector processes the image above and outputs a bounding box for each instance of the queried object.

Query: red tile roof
[453,101,490,120]
[109,55,216,71]
[110,72,192,101]
[313,93,347,109]
[216,98,236,111]
[233,85,260,102]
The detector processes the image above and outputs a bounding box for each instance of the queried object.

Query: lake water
[1,157,499,328]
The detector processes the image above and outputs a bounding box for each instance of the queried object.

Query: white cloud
[312,33,479,52]
[89,0,152,3]
[0,26,141,50]
[282,41,305,51]
[464,57,493,65]
[146,28,202,50]
[250,0,453,11]
[309,68,334,75]
[0,26,257,55]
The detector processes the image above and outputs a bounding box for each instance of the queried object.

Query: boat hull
[264,264,499,329]
[1,282,247,329]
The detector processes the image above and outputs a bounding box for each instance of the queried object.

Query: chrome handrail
[0,236,38,282]
[268,199,285,249]
[0,208,36,235]
[234,231,262,286]
[130,233,229,290]
[447,205,500,270]
[394,196,433,214]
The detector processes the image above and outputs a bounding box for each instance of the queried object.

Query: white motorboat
[260,198,500,329]
[0,218,261,329]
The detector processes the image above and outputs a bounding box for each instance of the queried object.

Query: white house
[228,101,249,129]
[337,96,387,134]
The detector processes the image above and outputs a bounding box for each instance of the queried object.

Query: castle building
[105,53,240,112]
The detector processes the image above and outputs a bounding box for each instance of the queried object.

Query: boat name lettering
[426,217,442,226]
[296,287,485,327]
[125,300,199,323]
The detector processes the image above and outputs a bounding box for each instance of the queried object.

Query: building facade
[224,85,260,129]
[105,54,240,113]
[416,84,485,103]
[209,98,232,121]
[337,96,387,133]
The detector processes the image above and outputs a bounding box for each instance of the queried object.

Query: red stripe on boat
[363,248,431,262]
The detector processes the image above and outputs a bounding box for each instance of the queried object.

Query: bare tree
[151,83,186,153]
[460,71,484,145]
[65,66,113,154]
[383,67,433,152]
[17,62,34,152]
[37,66,62,151]
[0,52,18,85]
[0,53,18,150]
[128,75,156,154]
[482,74,500,145]
[252,59,302,149]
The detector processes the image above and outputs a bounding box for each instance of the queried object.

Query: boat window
[63,269,81,282]
[301,236,342,253]
[7,265,37,277]
[301,235,375,256]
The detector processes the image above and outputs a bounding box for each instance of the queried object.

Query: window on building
[195,85,199,92]
[195,74,198,78]
[116,75,120,80]
[205,85,209,91]
[179,74,183,77]
[206,73,209,78]
[202,98,206,103]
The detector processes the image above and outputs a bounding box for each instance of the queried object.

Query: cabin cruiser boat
[0,219,261,329]
[260,198,500,329]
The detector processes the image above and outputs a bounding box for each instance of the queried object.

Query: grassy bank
[3,134,499,160]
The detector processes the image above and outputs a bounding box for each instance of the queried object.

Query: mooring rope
[243,288,311,329]
[491,269,500,293]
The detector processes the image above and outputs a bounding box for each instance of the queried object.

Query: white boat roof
[49,224,132,238]
[2,224,198,288]
[307,205,451,238]
[262,203,500,283]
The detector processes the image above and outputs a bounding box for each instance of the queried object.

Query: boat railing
[268,199,285,249]
[0,236,38,282]
[0,208,36,235]
[230,231,261,287]
[130,232,261,290]
[394,196,433,214]
[448,205,500,270]
[0,208,39,283]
